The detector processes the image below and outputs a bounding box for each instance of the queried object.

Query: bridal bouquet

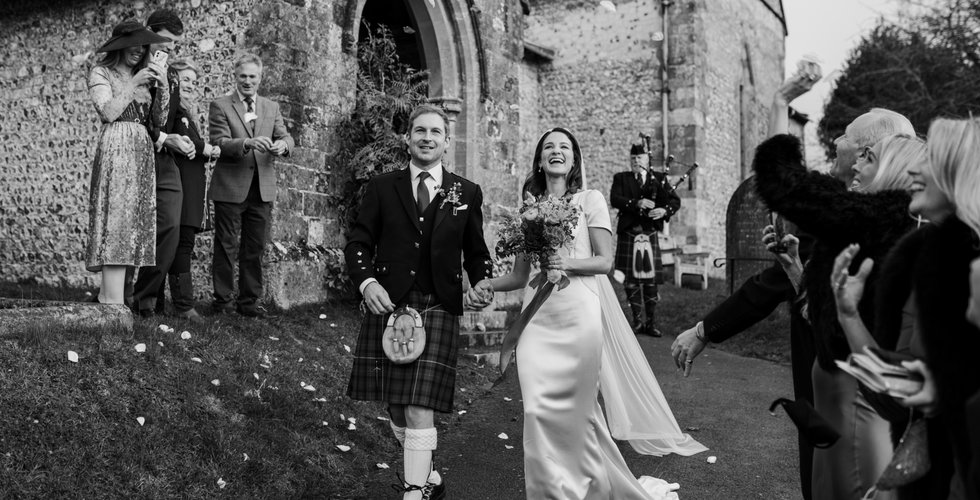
[494,193,580,289]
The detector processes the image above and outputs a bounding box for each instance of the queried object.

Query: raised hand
[831,243,874,319]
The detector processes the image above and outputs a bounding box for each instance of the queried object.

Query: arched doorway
[347,0,484,176]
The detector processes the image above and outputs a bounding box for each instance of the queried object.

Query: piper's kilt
[614,230,663,284]
[347,289,460,413]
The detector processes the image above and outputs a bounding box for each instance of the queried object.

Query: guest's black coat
[752,134,915,370]
[171,110,209,230]
[344,168,493,316]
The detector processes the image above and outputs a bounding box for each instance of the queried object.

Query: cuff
[359,278,378,295]
[155,132,167,152]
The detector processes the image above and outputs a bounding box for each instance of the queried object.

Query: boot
[169,273,204,324]
[642,283,662,337]
[154,280,166,315]
[624,282,646,335]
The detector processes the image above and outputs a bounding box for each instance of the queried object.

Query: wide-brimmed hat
[97,20,171,53]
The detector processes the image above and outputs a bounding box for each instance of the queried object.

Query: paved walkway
[364,336,804,499]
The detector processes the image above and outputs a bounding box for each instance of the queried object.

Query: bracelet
[695,321,706,342]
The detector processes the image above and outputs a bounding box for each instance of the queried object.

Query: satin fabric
[516,190,704,499]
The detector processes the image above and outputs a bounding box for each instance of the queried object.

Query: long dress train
[517,190,705,499]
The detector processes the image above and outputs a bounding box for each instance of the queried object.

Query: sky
[782,0,903,122]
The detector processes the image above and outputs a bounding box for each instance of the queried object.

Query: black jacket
[610,169,680,234]
[752,134,915,370]
[344,168,493,316]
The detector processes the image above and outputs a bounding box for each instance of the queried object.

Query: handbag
[632,233,656,280]
[875,416,931,490]
[381,307,427,364]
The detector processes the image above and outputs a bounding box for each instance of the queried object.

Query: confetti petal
[503,397,512,402]
[136,417,145,426]
[211,379,220,386]
[217,478,227,489]
[303,385,316,392]
[158,341,164,347]
[190,357,202,363]
[134,343,146,353]
[158,324,170,332]
[343,344,351,353]
[347,423,356,430]
[707,456,717,464]
[180,331,191,340]
[319,314,327,320]
[67,351,79,363]
[376,463,390,469]
[322,421,329,426]
[330,323,337,328]
[243,453,249,461]
[376,416,390,421]
[504,445,514,449]
[458,410,467,415]
[268,336,279,341]
[253,373,260,380]
[498,433,508,440]
[313,397,327,402]
[336,444,351,452]
[347,417,357,424]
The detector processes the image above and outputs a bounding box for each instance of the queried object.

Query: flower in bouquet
[495,192,580,288]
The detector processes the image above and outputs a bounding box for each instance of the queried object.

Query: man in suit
[131,9,196,317]
[208,53,294,318]
[345,104,493,500]
[610,143,681,337]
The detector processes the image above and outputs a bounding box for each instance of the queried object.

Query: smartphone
[151,50,169,66]
[768,211,788,254]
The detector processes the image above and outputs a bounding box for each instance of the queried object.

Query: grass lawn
[0,276,792,498]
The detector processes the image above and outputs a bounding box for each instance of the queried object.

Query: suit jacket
[147,66,182,192]
[610,169,680,234]
[207,93,294,203]
[344,168,493,316]
[171,109,209,229]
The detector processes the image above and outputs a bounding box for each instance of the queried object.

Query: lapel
[432,171,455,233]
[230,96,254,138]
[394,169,421,231]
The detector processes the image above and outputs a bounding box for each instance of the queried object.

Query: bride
[469,128,706,499]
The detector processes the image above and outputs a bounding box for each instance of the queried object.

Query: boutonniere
[180,116,190,129]
[437,181,465,215]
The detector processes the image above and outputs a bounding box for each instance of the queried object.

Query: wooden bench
[673,244,710,290]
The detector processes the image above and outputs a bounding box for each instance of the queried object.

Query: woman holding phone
[85,20,169,304]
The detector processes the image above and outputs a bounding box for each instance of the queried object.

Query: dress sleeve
[584,190,612,232]
[88,66,134,123]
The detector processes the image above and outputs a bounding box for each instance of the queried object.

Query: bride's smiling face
[538,131,575,177]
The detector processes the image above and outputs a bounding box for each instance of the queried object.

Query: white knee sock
[403,427,437,500]
[390,421,406,447]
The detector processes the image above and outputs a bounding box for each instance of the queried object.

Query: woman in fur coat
[752,133,918,500]
[833,117,980,499]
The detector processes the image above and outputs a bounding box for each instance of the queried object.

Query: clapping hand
[268,139,288,156]
[831,243,874,319]
[245,136,273,153]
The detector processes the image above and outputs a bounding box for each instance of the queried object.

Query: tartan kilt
[347,289,460,413]
[614,230,663,284]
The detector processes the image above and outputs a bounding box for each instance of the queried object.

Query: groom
[345,104,493,500]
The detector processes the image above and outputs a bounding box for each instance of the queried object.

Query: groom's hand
[465,279,494,310]
[363,282,395,315]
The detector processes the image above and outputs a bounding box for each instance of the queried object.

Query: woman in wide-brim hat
[85,19,169,305]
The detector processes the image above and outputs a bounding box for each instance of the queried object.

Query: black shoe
[212,302,236,315]
[392,477,445,500]
[138,308,154,318]
[645,324,663,337]
[236,305,277,319]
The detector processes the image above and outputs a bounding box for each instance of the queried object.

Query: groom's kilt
[347,289,460,413]
[614,230,663,285]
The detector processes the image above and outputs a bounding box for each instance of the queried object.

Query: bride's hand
[542,254,568,272]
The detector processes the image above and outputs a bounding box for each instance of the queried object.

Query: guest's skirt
[347,289,460,413]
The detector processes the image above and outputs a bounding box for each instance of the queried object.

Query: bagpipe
[639,133,699,191]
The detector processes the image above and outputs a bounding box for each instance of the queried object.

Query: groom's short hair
[408,104,450,133]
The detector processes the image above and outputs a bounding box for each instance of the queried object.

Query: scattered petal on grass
[319,314,327,320]
[316,347,321,352]
[313,397,327,402]
[180,331,191,340]
[686,426,700,432]
[503,397,512,402]
[504,445,514,450]
[347,423,356,430]
[211,379,220,386]
[330,323,337,328]
[67,351,79,363]
[322,421,329,426]
[158,342,164,347]
[243,453,249,461]
[336,444,351,452]
[298,358,303,363]
[458,410,467,415]
[259,364,271,369]
[347,417,357,424]
[376,463,390,469]
[85,291,93,297]
[217,478,227,489]
[460,388,467,392]
[268,336,279,341]
[303,385,316,392]
[343,345,351,353]
[253,373,260,380]
[190,357,203,363]
[497,433,508,440]
[706,456,717,464]
[158,324,170,332]
[376,416,390,421]
[340,414,346,421]
[136,417,145,426]
[134,343,146,353]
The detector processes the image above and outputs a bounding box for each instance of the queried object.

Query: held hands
[465,279,494,310]
[831,243,874,319]
[362,282,395,315]
[164,134,196,158]
[898,360,938,417]
[671,323,707,377]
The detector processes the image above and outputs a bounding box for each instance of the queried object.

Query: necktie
[416,171,431,215]
[244,96,255,132]
[637,171,645,185]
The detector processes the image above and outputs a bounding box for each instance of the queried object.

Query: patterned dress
[85,65,168,272]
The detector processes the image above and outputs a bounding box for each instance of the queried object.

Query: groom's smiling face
[406,112,451,168]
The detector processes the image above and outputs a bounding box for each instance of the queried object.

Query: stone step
[459,329,506,348]
[460,345,502,369]
[460,310,509,331]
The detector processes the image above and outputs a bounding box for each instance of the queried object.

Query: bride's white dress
[516,190,706,499]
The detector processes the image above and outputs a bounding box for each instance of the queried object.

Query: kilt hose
[614,230,663,285]
[347,289,460,413]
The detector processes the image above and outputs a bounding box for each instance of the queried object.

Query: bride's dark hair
[521,127,583,202]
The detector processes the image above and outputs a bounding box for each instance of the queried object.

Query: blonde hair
[926,118,980,237]
[169,58,200,76]
[862,134,923,193]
